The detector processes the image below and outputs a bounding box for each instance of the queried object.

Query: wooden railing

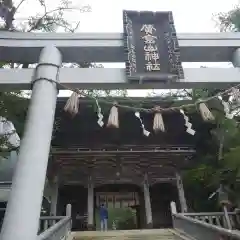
[171,202,240,240]
[183,211,240,230]
[37,204,72,240]
[38,216,67,234]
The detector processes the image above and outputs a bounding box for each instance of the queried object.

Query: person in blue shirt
[99,204,108,231]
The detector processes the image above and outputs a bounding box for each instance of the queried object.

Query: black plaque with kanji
[123,10,184,82]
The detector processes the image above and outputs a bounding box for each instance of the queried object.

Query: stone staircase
[70,229,189,240]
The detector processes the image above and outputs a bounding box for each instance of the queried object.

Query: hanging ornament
[95,99,104,127]
[230,87,240,107]
[0,116,20,149]
[180,109,196,136]
[135,112,150,137]
[107,101,119,128]
[64,92,79,117]
[0,116,5,136]
[231,87,240,100]
[153,106,165,132]
[198,101,215,121]
[218,96,233,119]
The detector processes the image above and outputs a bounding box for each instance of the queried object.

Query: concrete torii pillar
[1,46,62,240]
[143,174,153,228]
[87,177,94,230]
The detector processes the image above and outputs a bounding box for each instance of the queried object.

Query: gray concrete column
[50,177,59,216]
[87,180,94,230]
[143,175,153,228]
[176,172,188,213]
[1,46,62,240]
[232,48,240,67]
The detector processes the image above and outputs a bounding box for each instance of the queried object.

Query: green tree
[179,6,240,211]
[216,5,240,32]
[178,87,239,211]
[0,0,91,150]
[0,1,126,147]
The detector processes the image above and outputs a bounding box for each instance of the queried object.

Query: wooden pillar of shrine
[143,175,153,228]
[87,177,95,230]
[50,176,59,216]
[176,172,188,213]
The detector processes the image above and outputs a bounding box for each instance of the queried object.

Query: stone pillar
[50,177,59,216]
[87,179,94,230]
[232,48,240,67]
[1,46,62,240]
[176,172,188,213]
[143,175,153,228]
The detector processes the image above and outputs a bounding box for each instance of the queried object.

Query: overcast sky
[15,0,239,33]
[14,0,240,96]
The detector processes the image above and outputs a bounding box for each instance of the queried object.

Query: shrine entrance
[150,182,179,228]
[57,182,178,231]
[95,184,142,230]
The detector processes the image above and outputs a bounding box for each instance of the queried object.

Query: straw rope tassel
[153,106,165,132]
[107,102,119,128]
[198,102,215,121]
[64,92,79,117]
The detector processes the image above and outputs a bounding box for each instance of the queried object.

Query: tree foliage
[0,0,91,148]
[177,6,240,211]
[216,5,240,32]
[0,0,126,149]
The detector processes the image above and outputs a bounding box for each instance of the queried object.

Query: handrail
[184,212,237,216]
[37,216,71,240]
[183,210,240,230]
[37,204,72,240]
[40,216,66,221]
[170,201,240,240]
[175,211,240,238]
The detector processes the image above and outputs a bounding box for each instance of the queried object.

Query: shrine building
[44,96,209,231]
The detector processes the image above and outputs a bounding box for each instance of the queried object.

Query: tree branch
[183,89,193,99]
[15,0,26,12]
[27,7,82,32]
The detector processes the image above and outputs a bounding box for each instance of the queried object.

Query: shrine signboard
[123,10,184,82]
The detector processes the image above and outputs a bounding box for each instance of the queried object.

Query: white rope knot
[231,87,240,104]
[218,96,233,119]
[153,106,165,133]
[197,100,215,121]
[107,101,119,128]
[64,92,79,117]
[0,116,20,149]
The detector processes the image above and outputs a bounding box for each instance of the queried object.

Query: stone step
[71,229,185,240]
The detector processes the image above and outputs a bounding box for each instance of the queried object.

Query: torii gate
[1,29,240,240]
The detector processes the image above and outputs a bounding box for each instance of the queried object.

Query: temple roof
[52,97,204,146]
[49,97,213,186]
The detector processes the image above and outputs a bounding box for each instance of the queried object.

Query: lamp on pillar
[143,174,153,228]
[87,176,95,230]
